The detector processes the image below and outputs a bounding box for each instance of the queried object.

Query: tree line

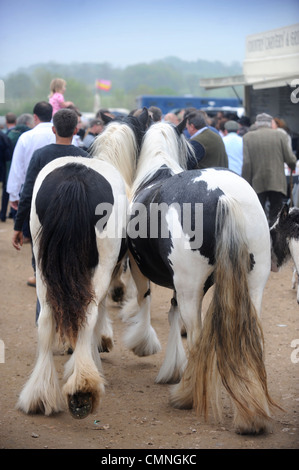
[1,57,242,115]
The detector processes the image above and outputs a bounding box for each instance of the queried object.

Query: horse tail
[37,166,98,346]
[193,195,279,433]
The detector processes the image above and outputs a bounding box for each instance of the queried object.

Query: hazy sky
[0,0,298,76]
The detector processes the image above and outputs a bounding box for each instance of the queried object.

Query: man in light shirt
[222,120,243,175]
[7,101,55,287]
[7,101,55,210]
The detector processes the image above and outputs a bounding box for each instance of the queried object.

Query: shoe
[27,276,36,287]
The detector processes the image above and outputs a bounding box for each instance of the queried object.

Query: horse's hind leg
[96,297,114,353]
[168,264,211,409]
[155,292,187,384]
[289,239,299,304]
[123,253,161,356]
[63,255,120,419]
[109,258,127,304]
[63,302,105,419]
[17,273,64,415]
[169,289,204,409]
[291,267,299,302]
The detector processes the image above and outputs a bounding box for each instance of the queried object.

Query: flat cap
[255,113,273,126]
[224,120,239,131]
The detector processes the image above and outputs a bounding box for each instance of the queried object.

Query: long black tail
[36,164,99,345]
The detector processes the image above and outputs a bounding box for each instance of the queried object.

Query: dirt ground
[0,216,298,450]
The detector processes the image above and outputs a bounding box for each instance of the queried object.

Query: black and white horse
[270,204,299,303]
[17,111,148,419]
[125,120,280,434]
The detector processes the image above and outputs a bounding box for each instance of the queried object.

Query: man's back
[14,143,89,232]
[7,124,32,151]
[30,143,89,170]
[242,127,296,195]
[0,130,12,180]
[191,128,228,169]
[7,122,55,201]
[223,132,243,175]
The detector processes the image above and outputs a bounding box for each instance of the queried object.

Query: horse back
[128,170,223,288]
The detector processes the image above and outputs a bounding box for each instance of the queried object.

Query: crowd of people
[0,77,298,292]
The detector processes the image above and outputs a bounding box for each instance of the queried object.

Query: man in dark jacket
[3,114,34,221]
[7,114,34,150]
[186,111,228,169]
[12,108,90,251]
[0,130,12,221]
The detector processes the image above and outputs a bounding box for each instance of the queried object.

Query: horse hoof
[111,286,124,303]
[98,336,114,353]
[68,392,93,419]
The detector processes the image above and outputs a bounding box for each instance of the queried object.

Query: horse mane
[91,121,137,192]
[130,121,193,199]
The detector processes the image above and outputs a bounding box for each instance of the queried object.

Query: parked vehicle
[136,95,242,115]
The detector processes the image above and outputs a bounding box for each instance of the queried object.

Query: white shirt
[7,122,55,201]
[222,132,243,175]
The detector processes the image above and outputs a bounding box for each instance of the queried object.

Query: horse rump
[35,163,102,346]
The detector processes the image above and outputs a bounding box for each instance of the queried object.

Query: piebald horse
[270,203,299,303]
[125,120,280,434]
[17,110,148,419]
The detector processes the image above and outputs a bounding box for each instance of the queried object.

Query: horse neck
[92,122,136,188]
[130,126,184,198]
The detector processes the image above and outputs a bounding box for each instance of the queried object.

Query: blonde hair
[49,78,66,97]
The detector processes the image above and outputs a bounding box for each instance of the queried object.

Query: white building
[200,23,299,142]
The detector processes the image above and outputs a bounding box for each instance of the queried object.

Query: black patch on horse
[100,109,149,154]
[128,168,224,289]
[158,170,224,264]
[128,170,175,288]
[36,163,115,269]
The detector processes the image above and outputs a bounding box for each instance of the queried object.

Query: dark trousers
[0,185,16,221]
[258,191,285,227]
[0,187,9,221]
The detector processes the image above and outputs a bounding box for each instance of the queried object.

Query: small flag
[96,79,111,91]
